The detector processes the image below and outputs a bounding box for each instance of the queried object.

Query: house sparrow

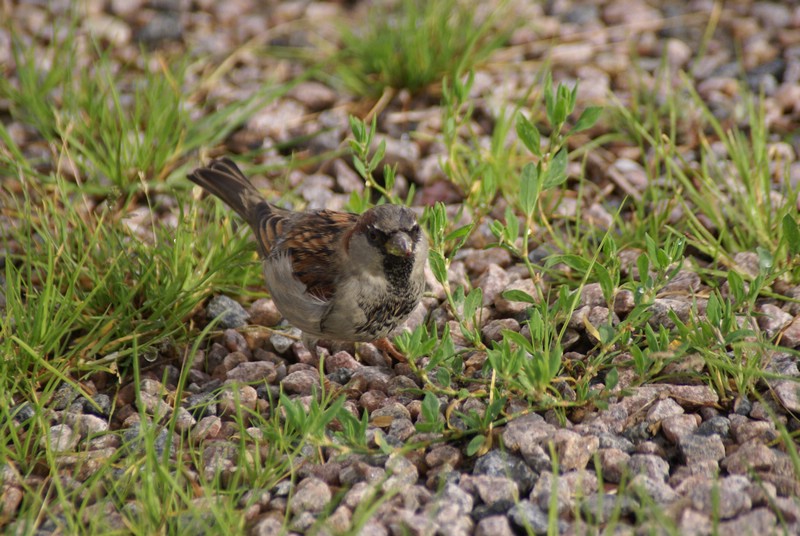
[188,158,428,361]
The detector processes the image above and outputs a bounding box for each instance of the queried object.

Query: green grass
[334,0,513,97]
[3,4,800,535]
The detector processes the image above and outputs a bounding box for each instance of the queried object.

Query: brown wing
[260,209,358,302]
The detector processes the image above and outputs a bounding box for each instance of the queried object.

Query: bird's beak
[385,232,413,257]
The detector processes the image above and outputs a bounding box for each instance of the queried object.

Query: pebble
[248,299,282,327]
[207,295,250,329]
[290,477,331,515]
[41,424,79,453]
[551,429,599,471]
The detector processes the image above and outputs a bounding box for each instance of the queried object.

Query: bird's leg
[374,337,407,363]
[301,333,322,361]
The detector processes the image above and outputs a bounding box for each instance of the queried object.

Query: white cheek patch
[263,253,329,338]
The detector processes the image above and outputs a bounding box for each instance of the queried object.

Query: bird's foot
[373,337,407,363]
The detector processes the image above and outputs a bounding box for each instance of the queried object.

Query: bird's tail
[187,158,270,229]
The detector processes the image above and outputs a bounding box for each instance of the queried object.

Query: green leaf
[429,250,447,284]
[568,82,578,113]
[783,214,800,255]
[463,288,483,319]
[604,367,619,391]
[502,329,533,352]
[544,73,555,125]
[516,113,542,157]
[501,289,537,304]
[756,246,773,274]
[436,367,451,388]
[520,162,540,216]
[466,434,486,456]
[636,253,650,283]
[595,262,614,303]
[353,157,367,180]
[726,271,744,304]
[421,391,440,422]
[349,115,365,142]
[542,148,568,189]
[504,205,519,244]
[369,139,386,171]
[489,220,506,240]
[598,324,615,345]
[548,254,591,272]
[444,224,472,243]
[553,94,568,125]
[572,106,602,132]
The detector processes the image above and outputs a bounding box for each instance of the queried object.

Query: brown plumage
[188,158,428,357]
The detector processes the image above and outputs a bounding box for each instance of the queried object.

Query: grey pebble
[206,295,250,329]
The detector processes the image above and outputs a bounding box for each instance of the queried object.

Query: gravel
[5,0,800,534]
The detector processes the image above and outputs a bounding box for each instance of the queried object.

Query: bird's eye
[367,227,380,242]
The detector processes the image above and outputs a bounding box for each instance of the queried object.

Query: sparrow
[188,158,428,361]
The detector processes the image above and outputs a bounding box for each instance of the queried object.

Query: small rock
[628,474,678,504]
[597,448,631,483]
[530,471,572,515]
[222,328,250,355]
[425,445,462,469]
[192,416,222,442]
[502,413,556,451]
[579,493,638,524]
[684,475,752,519]
[772,380,800,412]
[77,414,109,438]
[721,440,777,474]
[462,474,518,508]
[475,515,513,536]
[780,316,800,347]
[290,477,332,515]
[287,81,337,111]
[676,508,713,535]
[729,414,777,443]
[462,248,513,276]
[249,299,282,327]
[646,397,684,423]
[661,414,698,443]
[718,508,777,536]
[270,328,300,354]
[474,264,511,306]
[226,361,277,383]
[580,283,606,307]
[758,303,792,338]
[173,407,196,433]
[550,429,599,471]
[614,289,635,314]
[218,385,257,415]
[473,451,537,494]
[42,424,78,453]
[201,441,237,481]
[648,299,691,328]
[550,42,594,65]
[628,454,669,482]
[665,38,692,68]
[665,385,719,408]
[1,486,24,522]
[373,135,420,178]
[679,433,725,465]
[206,294,250,328]
[481,318,520,342]
[508,500,555,534]
[281,369,319,395]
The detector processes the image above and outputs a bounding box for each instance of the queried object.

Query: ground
[2,1,800,535]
